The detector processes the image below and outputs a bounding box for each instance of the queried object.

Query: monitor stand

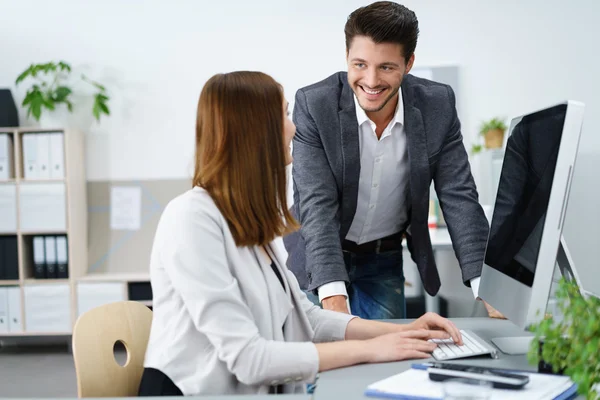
[491,238,579,355]
[491,336,534,355]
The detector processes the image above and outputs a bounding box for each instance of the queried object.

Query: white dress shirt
[318,92,480,305]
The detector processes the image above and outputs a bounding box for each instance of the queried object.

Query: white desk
[312,318,581,399]
[16,396,308,400]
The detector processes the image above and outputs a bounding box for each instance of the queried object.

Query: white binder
[36,133,51,179]
[24,284,71,333]
[19,183,67,232]
[0,183,17,233]
[22,134,38,179]
[49,133,64,179]
[0,288,8,333]
[77,282,126,317]
[33,236,46,279]
[7,286,22,332]
[56,236,68,278]
[0,133,14,180]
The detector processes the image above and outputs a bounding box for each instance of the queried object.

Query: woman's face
[283,99,295,164]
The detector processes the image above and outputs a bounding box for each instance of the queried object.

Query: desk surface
[313,318,538,400]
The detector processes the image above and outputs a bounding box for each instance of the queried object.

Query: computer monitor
[478,100,586,354]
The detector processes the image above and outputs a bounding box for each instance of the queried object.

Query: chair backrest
[72,300,153,398]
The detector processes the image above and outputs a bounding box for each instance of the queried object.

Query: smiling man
[284,1,498,320]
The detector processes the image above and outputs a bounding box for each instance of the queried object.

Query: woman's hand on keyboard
[408,312,463,346]
[364,329,448,363]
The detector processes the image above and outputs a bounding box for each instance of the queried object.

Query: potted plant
[15,61,110,125]
[471,117,508,155]
[527,277,600,399]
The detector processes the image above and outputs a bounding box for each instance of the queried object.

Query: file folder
[49,133,64,179]
[0,133,14,180]
[22,134,38,179]
[56,235,68,279]
[33,236,46,279]
[0,184,17,233]
[0,236,19,280]
[0,288,7,333]
[36,133,50,179]
[24,284,71,332]
[0,238,3,279]
[44,236,57,279]
[19,183,67,232]
[7,286,22,332]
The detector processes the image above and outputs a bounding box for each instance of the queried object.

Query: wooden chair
[72,301,153,398]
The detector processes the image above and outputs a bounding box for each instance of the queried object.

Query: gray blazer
[283,72,489,296]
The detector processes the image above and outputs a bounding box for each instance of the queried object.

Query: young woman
[138,71,462,396]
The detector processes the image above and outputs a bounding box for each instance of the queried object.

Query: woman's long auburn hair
[192,71,299,247]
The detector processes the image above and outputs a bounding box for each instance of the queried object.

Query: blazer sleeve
[161,204,319,386]
[292,88,348,291]
[284,269,357,343]
[432,86,489,284]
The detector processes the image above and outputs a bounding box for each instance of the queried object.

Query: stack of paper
[365,368,577,400]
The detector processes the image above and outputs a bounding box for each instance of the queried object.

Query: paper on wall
[110,186,142,230]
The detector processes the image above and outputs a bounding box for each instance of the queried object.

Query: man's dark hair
[344,1,419,63]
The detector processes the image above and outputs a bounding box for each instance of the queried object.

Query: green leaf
[15,65,33,84]
[53,86,72,102]
[65,100,74,112]
[29,93,45,121]
[92,102,101,121]
[58,61,72,72]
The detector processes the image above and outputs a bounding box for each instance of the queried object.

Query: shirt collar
[354,89,404,127]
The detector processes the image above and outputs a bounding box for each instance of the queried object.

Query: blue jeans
[306,250,406,320]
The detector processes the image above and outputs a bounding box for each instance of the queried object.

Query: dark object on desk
[0,89,19,127]
[427,363,530,390]
[537,340,565,375]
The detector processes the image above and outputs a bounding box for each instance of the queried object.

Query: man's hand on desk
[479,298,507,319]
[321,295,350,314]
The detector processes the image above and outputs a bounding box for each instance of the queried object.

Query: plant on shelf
[527,277,600,400]
[15,61,110,122]
[471,117,508,155]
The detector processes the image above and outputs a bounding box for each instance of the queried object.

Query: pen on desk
[410,363,434,370]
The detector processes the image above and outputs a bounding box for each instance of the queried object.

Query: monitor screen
[483,104,568,287]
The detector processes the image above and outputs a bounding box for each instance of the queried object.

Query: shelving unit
[0,127,87,337]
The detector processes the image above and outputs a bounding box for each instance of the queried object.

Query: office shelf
[78,272,150,282]
[0,128,87,336]
[0,331,72,337]
[23,278,70,285]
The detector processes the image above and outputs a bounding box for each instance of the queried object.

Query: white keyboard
[430,329,499,361]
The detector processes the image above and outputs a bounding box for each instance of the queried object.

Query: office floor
[0,343,77,398]
[0,341,128,398]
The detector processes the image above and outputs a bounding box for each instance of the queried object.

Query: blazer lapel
[402,82,430,215]
[339,81,360,238]
[268,240,314,340]
[253,246,293,339]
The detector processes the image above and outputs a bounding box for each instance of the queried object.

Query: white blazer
[143,185,356,396]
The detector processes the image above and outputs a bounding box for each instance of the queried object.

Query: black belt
[342,232,404,254]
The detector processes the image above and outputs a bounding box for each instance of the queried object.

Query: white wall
[1,0,598,315]
[1,0,598,183]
